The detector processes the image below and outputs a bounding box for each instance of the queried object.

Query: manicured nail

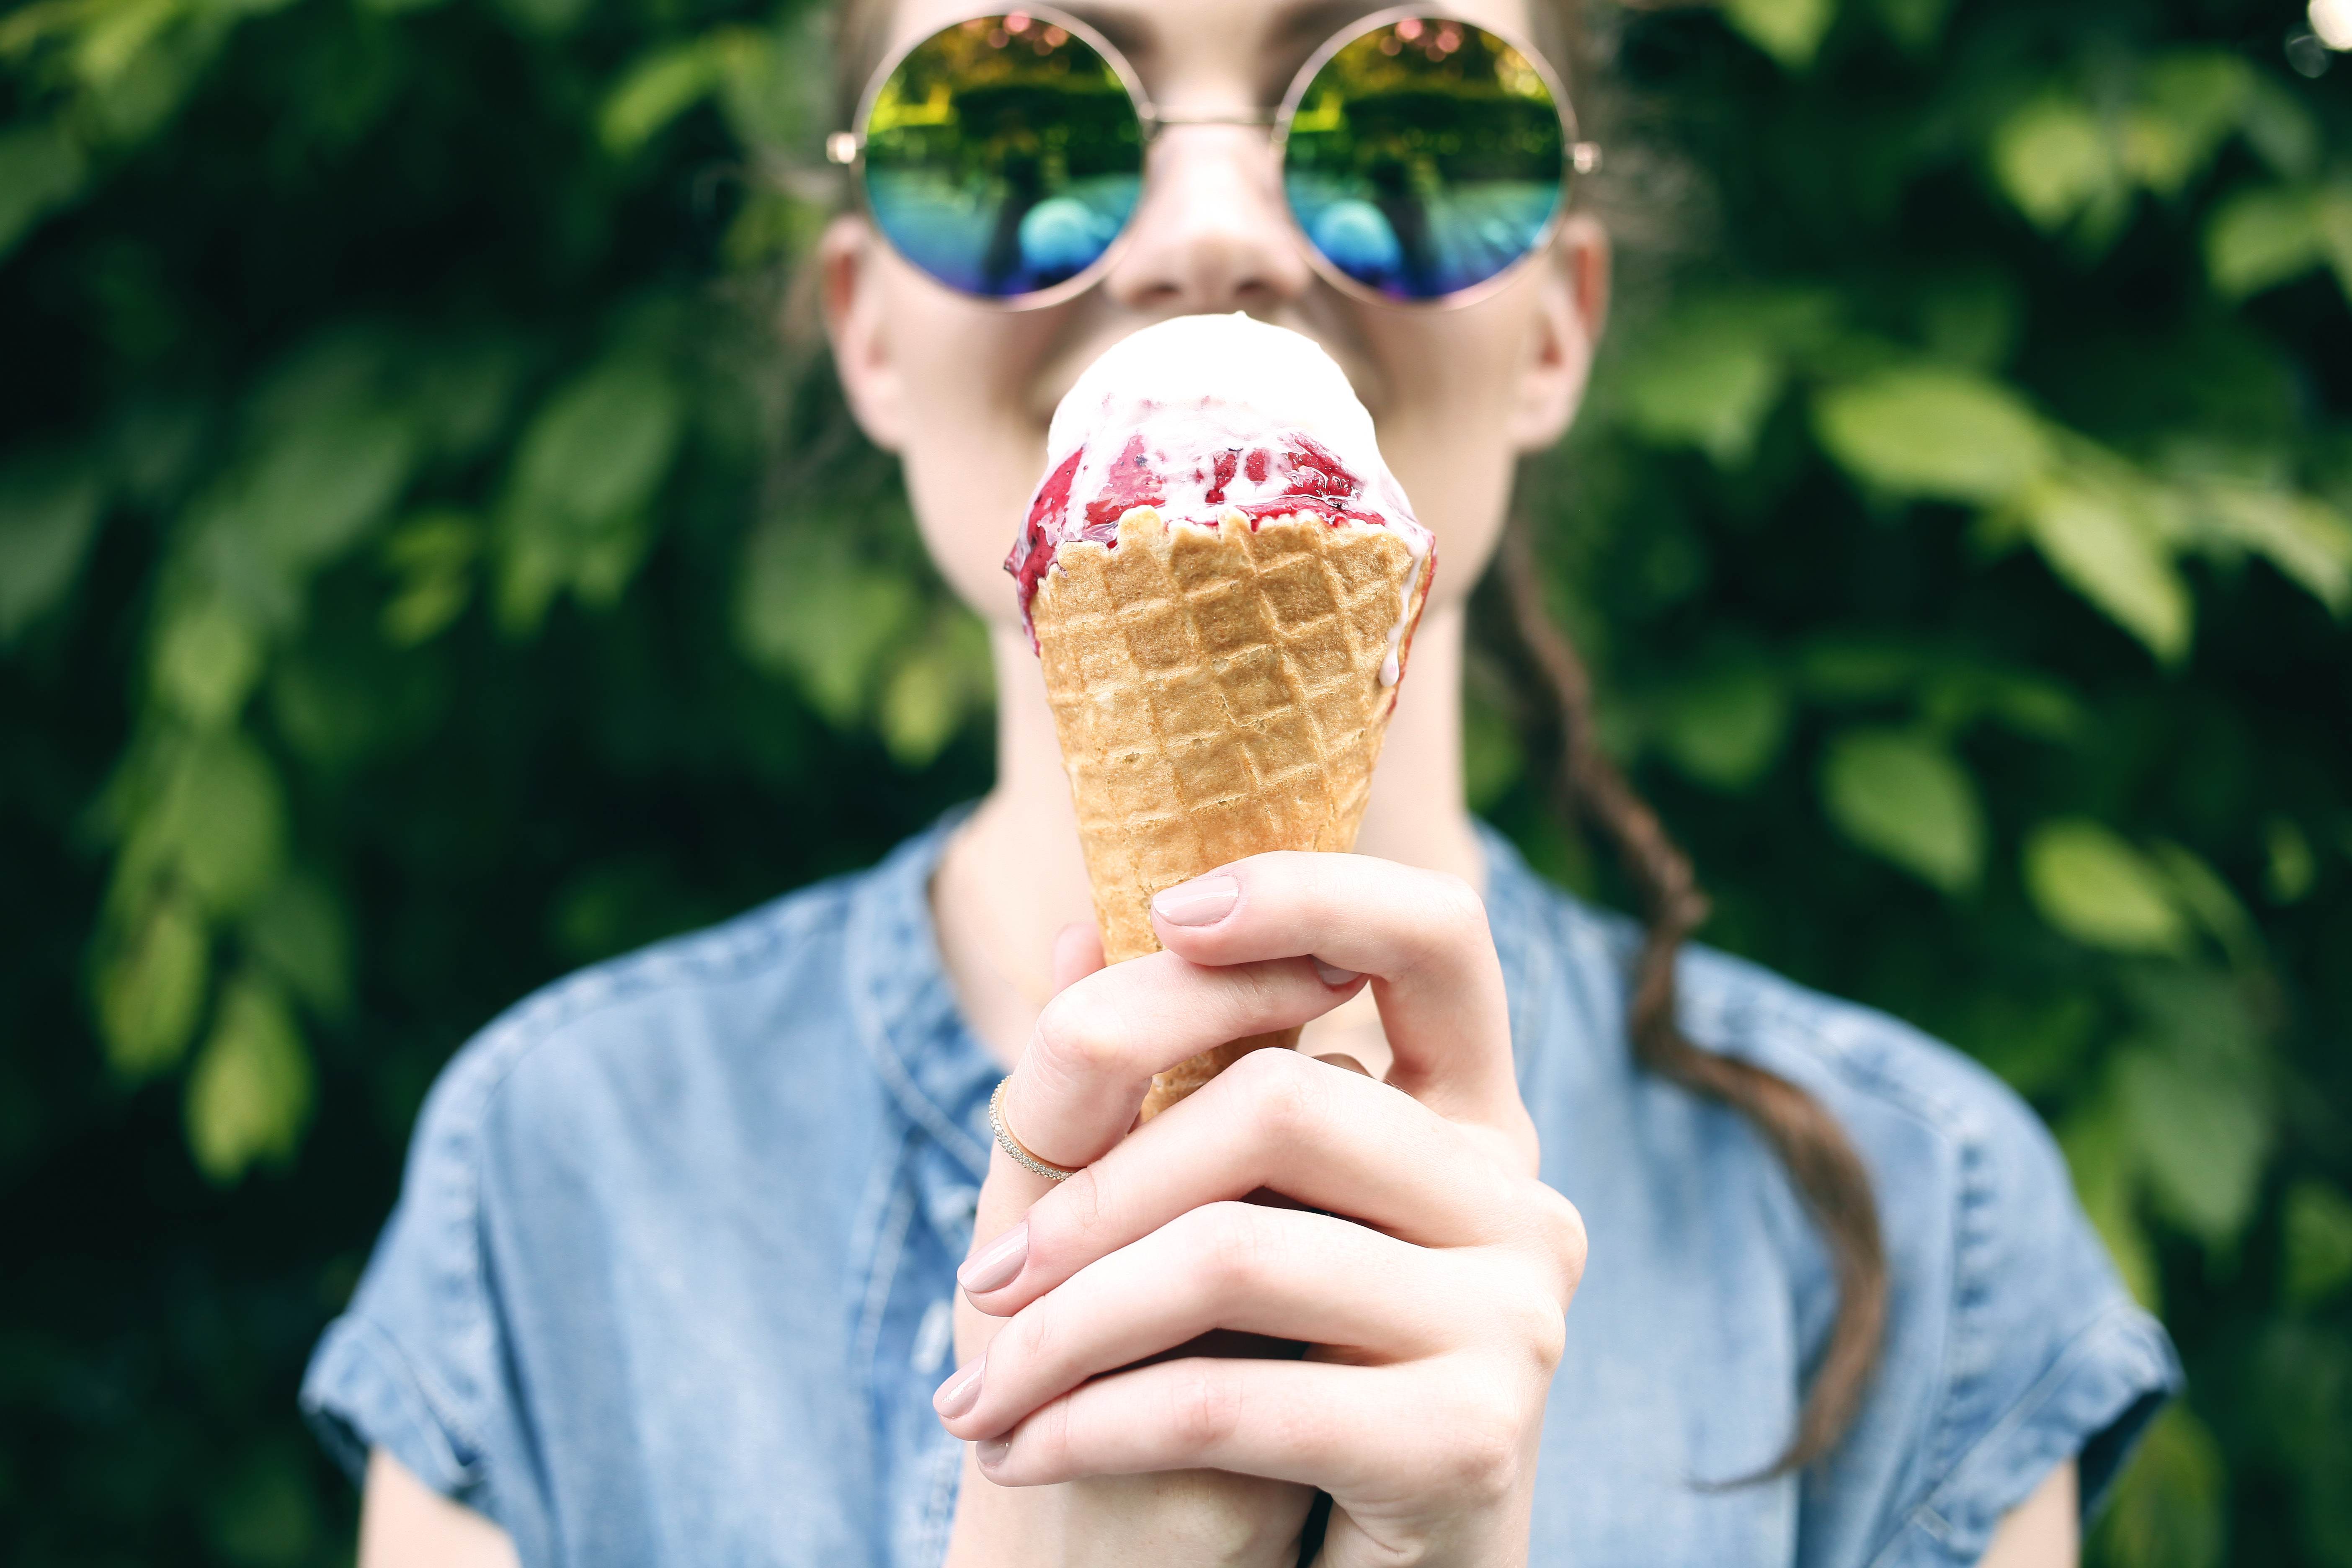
[933,1357,985,1419]
[958,1222,1028,1294]
[1313,958,1361,987]
[977,1436,1013,1468]
[1152,874,1240,927]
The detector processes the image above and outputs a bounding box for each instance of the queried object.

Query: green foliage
[0,0,2345,1564]
[1504,2,2351,1561]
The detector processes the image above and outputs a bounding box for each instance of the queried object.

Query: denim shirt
[302,815,2177,1567]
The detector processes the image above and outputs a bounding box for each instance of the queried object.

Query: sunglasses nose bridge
[1103,120,1312,315]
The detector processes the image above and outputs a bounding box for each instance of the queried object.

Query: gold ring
[990,1077,1079,1182]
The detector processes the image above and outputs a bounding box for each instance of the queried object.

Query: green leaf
[0,449,105,645]
[95,884,209,1080]
[240,410,419,575]
[1955,669,2086,743]
[1814,367,2051,506]
[1617,311,1785,467]
[2120,53,2249,198]
[1990,94,2114,232]
[379,510,480,645]
[2023,818,2190,954]
[2283,1180,2352,1312]
[1795,634,1924,701]
[735,521,921,726]
[714,10,827,155]
[1820,727,1985,892]
[878,610,990,769]
[508,356,683,528]
[2016,474,2192,662]
[406,338,528,462]
[2148,840,2264,971]
[2193,484,2352,617]
[2265,817,2316,905]
[141,731,288,918]
[1721,0,1838,69]
[2059,1087,2159,1308]
[0,119,87,260]
[243,871,351,1020]
[2236,72,2320,180]
[184,970,313,1183]
[2116,1043,2268,1250]
[1862,0,1952,53]
[2206,186,2328,300]
[152,597,265,727]
[72,2,248,148]
[601,33,756,154]
[2093,1406,2228,1568]
[1653,661,1789,791]
[496,354,682,634]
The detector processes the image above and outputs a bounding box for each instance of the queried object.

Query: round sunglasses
[825,7,1599,309]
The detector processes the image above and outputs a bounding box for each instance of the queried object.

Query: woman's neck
[931,602,1482,1068]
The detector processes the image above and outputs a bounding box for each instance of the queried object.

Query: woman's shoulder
[300,836,949,1520]
[1490,837,2179,1554]
[1490,836,2069,1206]
[417,866,868,1142]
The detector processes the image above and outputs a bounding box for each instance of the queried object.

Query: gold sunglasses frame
[827,5,1600,311]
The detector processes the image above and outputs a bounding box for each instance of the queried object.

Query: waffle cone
[1029,505,1430,1118]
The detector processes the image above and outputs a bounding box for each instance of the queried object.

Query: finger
[1145,854,1520,1133]
[969,1050,1586,1313]
[1314,1052,1372,1077]
[1049,921,1104,992]
[998,949,1364,1174]
[938,1203,1451,1441]
[971,1354,1516,1501]
[960,923,1112,1308]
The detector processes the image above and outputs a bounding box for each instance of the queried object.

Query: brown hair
[1478,524,1888,1476]
[819,0,1888,1477]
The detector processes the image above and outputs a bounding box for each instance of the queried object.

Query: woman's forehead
[876,0,1543,88]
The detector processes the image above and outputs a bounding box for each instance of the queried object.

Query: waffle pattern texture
[1031,505,1430,1115]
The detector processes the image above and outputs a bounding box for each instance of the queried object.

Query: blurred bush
[0,0,2344,1561]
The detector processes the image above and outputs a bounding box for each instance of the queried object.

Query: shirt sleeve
[300,1027,521,1521]
[1799,1005,2183,1568]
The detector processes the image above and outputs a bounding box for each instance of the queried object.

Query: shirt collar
[844,808,998,1184]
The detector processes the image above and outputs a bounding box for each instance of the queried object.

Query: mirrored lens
[862,15,1144,299]
[1283,19,1566,301]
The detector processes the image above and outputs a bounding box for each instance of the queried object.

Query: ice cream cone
[1029,503,1431,1117]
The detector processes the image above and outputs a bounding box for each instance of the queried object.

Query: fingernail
[958,1222,1028,1294]
[1152,874,1240,927]
[1313,958,1362,987]
[977,1436,1013,1468]
[933,1357,985,1419]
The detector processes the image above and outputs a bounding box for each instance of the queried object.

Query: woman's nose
[1099,125,1313,315]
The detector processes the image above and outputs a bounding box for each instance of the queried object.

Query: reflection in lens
[862,15,1144,299]
[1311,200,1404,276]
[1284,20,1566,300]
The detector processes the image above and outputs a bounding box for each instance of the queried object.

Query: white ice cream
[1009,314,1433,683]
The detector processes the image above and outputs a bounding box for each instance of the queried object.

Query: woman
[304,0,2179,1563]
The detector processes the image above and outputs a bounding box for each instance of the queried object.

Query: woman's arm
[359,1448,518,1568]
[1979,1459,2078,1568]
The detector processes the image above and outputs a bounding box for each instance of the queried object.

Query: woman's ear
[1506,213,1611,453]
[819,214,908,453]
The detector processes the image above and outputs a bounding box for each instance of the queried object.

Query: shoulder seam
[383,874,862,1499]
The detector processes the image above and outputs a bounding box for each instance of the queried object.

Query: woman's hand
[939,853,1586,1568]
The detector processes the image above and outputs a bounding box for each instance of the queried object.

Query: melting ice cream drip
[1005,314,1434,681]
